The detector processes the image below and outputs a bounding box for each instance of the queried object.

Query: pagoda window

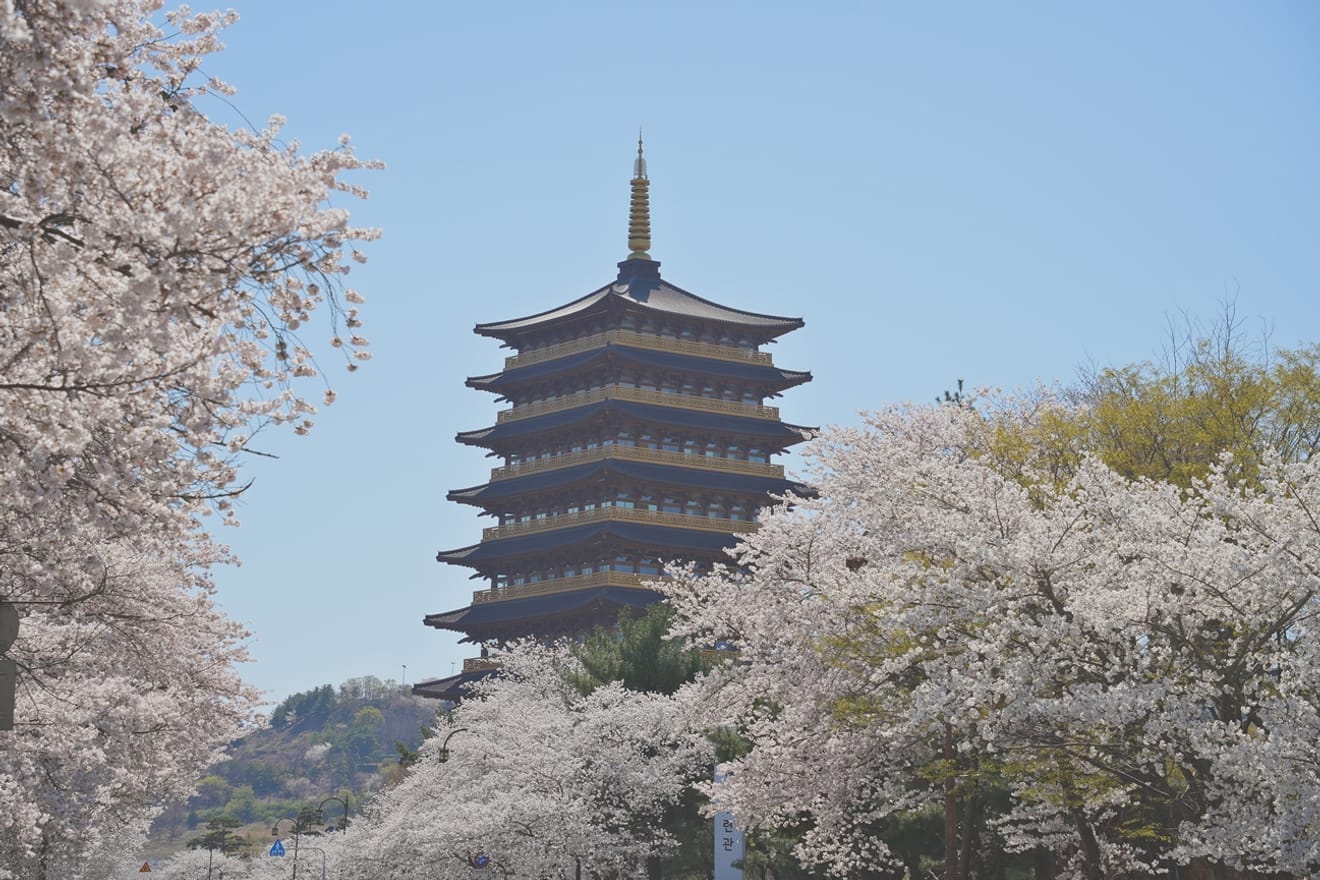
[639,556,661,576]
[662,495,681,514]
[730,503,747,521]
[748,446,766,463]
[639,493,658,511]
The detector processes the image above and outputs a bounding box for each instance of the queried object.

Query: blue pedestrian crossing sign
[270,839,286,857]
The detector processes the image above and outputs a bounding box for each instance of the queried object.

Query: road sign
[270,839,286,857]
[139,863,151,873]
[470,851,490,869]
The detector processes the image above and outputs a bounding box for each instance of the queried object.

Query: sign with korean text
[713,766,745,880]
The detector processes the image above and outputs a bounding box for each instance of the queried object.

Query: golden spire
[626,133,651,260]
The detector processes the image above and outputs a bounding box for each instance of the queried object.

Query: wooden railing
[506,329,773,369]
[489,444,784,481]
[462,657,502,672]
[483,505,758,541]
[471,571,666,604]
[497,384,779,424]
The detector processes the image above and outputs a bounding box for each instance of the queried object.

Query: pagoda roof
[456,400,814,449]
[475,272,803,344]
[423,586,663,641]
[448,458,806,506]
[436,520,739,568]
[467,344,811,395]
[411,669,492,701]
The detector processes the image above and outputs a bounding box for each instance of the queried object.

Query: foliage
[992,314,1320,491]
[153,676,435,849]
[340,645,712,880]
[669,373,1320,878]
[568,603,707,696]
[1,0,378,876]
[186,816,246,857]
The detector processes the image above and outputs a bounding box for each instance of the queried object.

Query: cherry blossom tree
[339,646,711,880]
[670,398,1320,879]
[1,1,377,876]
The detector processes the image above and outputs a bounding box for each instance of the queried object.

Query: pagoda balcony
[482,505,758,541]
[462,656,502,672]
[505,329,773,370]
[472,570,666,604]
[497,385,780,424]
[490,443,785,481]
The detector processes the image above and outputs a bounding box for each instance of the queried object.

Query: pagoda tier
[473,269,803,349]
[418,141,811,699]
[447,457,808,509]
[466,341,811,399]
[455,399,811,452]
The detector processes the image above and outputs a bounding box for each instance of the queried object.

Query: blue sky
[196,1,1319,703]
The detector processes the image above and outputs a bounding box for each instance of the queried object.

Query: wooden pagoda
[414,141,812,699]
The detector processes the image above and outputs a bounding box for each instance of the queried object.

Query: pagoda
[414,140,812,699]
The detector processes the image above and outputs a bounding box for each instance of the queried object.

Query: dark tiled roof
[474,276,803,341]
[436,521,740,567]
[448,458,807,505]
[467,344,811,394]
[423,586,663,632]
[411,669,492,701]
[456,400,814,448]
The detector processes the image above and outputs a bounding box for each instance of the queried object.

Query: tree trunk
[958,790,979,880]
[1031,846,1054,880]
[944,723,960,880]
[1072,810,1104,880]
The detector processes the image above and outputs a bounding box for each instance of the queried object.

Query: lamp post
[437,727,467,763]
[318,795,350,833]
[272,815,303,880]
[298,845,328,880]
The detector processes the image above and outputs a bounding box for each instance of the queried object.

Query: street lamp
[272,815,304,880]
[298,845,328,880]
[318,795,350,833]
[437,727,467,763]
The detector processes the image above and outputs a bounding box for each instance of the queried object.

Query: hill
[148,676,442,855]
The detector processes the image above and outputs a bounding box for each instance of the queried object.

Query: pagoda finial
[626,132,651,261]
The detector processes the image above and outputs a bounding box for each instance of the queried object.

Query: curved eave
[436,521,740,569]
[475,280,803,345]
[423,586,663,640]
[466,344,812,395]
[448,458,808,506]
[411,669,492,701]
[455,400,815,449]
